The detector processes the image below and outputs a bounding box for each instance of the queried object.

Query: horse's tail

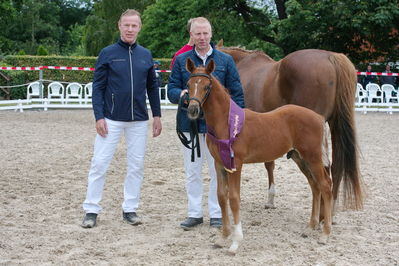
[328,53,364,210]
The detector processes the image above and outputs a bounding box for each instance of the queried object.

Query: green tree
[0,0,18,54]
[139,0,201,58]
[36,45,49,55]
[275,0,399,62]
[0,0,92,55]
[139,0,283,59]
[221,0,399,63]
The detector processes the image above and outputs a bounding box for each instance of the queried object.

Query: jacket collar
[191,42,216,61]
[118,38,138,50]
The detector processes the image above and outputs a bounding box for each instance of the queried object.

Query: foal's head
[185,58,215,120]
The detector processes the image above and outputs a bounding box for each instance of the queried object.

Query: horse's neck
[221,49,249,64]
[232,51,250,64]
[203,81,230,139]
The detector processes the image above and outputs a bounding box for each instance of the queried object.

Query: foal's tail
[328,53,364,210]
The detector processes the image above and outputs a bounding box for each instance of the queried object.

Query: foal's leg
[290,153,321,235]
[264,161,276,209]
[214,164,230,248]
[311,165,333,244]
[227,165,243,255]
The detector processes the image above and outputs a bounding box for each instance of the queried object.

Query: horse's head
[185,58,215,120]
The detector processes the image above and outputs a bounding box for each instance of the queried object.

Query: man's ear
[186,58,195,73]
[206,59,215,74]
[216,39,224,48]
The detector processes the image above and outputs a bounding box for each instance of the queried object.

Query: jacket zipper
[111,93,115,114]
[129,46,134,120]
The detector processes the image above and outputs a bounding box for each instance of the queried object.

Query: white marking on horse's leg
[265,184,276,209]
[228,222,243,254]
[322,123,331,168]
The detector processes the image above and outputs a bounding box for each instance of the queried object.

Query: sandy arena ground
[0,109,398,265]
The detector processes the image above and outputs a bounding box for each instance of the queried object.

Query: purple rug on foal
[206,99,245,173]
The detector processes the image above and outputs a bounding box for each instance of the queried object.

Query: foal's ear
[216,39,224,48]
[206,59,215,74]
[186,58,195,73]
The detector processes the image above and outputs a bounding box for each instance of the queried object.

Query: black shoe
[180,217,203,230]
[123,212,142,225]
[210,218,222,228]
[81,213,97,228]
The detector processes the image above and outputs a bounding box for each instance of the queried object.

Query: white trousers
[182,132,221,218]
[83,118,148,214]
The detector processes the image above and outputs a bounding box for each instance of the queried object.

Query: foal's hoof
[301,227,313,238]
[213,243,223,249]
[264,203,276,209]
[214,235,227,248]
[227,243,239,255]
[317,234,329,245]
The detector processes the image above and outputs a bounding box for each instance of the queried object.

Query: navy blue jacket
[167,47,245,133]
[92,39,161,122]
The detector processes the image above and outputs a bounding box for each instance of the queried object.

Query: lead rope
[176,93,201,162]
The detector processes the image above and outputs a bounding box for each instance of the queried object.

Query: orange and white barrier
[0,66,171,72]
[357,71,398,76]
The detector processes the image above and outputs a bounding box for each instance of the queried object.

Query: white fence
[0,85,177,112]
[2,97,398,114]
[1,82,398,113]
[355,102,399,114]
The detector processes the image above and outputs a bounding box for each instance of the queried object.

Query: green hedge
[0,56,172,100]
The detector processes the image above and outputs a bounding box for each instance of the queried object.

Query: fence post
[39,69,43,98]
[18,99,23,113]
[44,98,48,111]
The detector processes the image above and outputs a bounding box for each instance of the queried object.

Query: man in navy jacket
[168,17,244,230]
[82,9,162,228]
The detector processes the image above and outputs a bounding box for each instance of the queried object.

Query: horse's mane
[222,46,274,61]
[211,73,230,95]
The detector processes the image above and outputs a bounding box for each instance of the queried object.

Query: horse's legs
[318,167,332,223]
[290,152,321,233]
[309,163,333,244]
[214,163,230,249]
[227,165,243,255]
[264,161,276,209]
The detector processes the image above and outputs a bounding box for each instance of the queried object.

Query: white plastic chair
[356,83,367,103]
[381,84,397,103]
[84,82,93,103]
[160,84,169,104]
[366,83,383,103]
[66,82,83,104]
[47,82,65,104]
[27,81,43,100]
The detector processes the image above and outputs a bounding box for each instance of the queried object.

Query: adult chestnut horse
[186,58,332,254]
[217,41,363,211]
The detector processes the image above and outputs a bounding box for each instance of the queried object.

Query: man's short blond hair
[119,9,141,24]
[190,17,212,32]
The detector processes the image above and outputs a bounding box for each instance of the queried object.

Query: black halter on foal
[175,73,213,162]
[188,73,212,106]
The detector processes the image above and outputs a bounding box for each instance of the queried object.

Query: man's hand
[180,89,188,98]
[96,119,108,137]
[180,89,189,105]
[152,116,162,137]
